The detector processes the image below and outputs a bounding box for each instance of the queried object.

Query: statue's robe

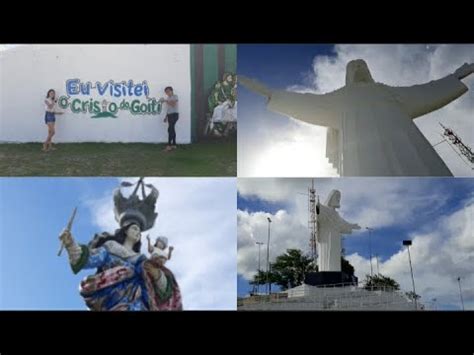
[267,75,468,176]
[317,204,358,272]
[71,240,182,311]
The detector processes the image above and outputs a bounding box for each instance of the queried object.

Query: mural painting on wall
[205,73,237,137]
[57,79,163,119]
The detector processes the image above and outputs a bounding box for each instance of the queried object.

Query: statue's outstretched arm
[60,230,112,274]
[238,75,272,99]
[59,229,90,274]
[387,64,471,119]
[453,63,474,80]
[339,220,361,234]
[240,75,341,129]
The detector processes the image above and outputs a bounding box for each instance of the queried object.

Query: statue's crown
[113,178,158,231]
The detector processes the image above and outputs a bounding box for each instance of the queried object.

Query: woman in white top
[159,86,179,152]
[43,89,63,152]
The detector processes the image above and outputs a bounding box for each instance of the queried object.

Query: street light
[256,241,264,294]
[375,254,380,275]
[403,240,417,310]
[266,217,272,295]
[366,227,374,278]
[457,277,465,311]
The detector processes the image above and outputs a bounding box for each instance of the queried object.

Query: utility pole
[457,277,465,311]
[366,227,374,278]
[256,241,264,294]
[403,240,417,310]
[266,217,272,295]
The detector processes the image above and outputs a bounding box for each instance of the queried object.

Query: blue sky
[237,44,474,177]
[0,177,237,310]
[238,44,335,88]
[0,178,112,309]
[237,178,474,310]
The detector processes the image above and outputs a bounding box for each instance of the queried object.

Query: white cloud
[237,178,474,310]
[347,199,474,310]
[240,120,339,178]
[238,177,453,229]
[237,209,309,280]
[85,177,237,310]
[239,44,474,177]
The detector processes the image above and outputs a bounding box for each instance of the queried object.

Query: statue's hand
[238,75,272,99]
[453,63,474,80]
[59,228,75,248]
[352,224,361,230]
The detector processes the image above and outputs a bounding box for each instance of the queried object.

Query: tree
[405,291,421,301]
[251,249,358,291]
[249,270,276,290]
[265,249,317,291]
[364,273,400,291]
[341,256,355,276]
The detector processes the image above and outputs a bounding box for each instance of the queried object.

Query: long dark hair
[94,223,142,253]
[46,89,56,99]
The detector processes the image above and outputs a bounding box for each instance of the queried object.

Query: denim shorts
[45,112,56,124]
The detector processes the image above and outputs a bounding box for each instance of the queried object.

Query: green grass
[0,141,236,176]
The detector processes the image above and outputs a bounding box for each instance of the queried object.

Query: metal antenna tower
[308,179,318,263]
[435,123,474,168]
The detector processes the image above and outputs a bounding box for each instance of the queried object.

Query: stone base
[304,272,358,287]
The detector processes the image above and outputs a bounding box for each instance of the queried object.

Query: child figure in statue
[146,235,174,266]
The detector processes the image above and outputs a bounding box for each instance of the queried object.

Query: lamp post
[256,241,264,294]
[457,277,465,311]
[366,227,374,278]
[266,217,272,295]
[403,240,417,310]
[375,254,380,275]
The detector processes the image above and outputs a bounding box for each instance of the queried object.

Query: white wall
[0,44,191,143]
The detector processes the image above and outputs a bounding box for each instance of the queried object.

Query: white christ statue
[317,190,360,272]
[239,60,474,176]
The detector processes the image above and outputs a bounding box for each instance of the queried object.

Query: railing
[239,281,421,310]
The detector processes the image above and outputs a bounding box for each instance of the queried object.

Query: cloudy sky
[237,178,473,310]
[238,44,474,177]
[0,177,236,310]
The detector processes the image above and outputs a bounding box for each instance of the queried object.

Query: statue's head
[346,59,374,85]
[92,222,142,253]
[325,190,341,209]
[154,236,168,249]
[124,223,142,245]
